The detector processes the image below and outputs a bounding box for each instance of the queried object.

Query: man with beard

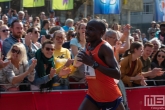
[77,19,125,110]
[2,20,32,57]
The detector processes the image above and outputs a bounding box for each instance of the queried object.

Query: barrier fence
[0,81,165,110]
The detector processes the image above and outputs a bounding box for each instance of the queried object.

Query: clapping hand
[58,66,71,77]
[28,59,37,73]
[0,58,10,69]
[151,68,164,77]
[64,59,74,67]
[25,32,32,48]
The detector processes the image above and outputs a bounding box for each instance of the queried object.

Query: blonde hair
[0,25,8,30]
[7,42,28,63]
[0,20,4,25]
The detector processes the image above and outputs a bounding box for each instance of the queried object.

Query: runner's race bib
[84,65,96,76]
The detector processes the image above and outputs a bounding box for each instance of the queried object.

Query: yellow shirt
[53,48,76,78]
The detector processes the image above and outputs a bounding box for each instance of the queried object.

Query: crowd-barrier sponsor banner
[0,86,165,110]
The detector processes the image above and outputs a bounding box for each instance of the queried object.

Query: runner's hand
[77,51,94,66]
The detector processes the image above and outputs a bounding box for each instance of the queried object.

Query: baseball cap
[49,10,55,14]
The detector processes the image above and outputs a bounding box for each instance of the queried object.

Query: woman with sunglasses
[25,27,41,60]
[0,25,10,45]
[31,40,71,91]
[151,49,165,85]
[33,17,41,28]
[2,42,37,91]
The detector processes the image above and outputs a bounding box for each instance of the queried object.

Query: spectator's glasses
[36,19,40,22]
[157,55,165,58]
[34,31,40,34]
[11,48,21,54]
[56,36,64,40]
[45,47,54,51]
[1,29,9,33]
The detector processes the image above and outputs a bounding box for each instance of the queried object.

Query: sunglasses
[34,31,40,34]
[1,29,9,32]
[45,47,54,51]
[157,55,165,58]
[11,48,21,54]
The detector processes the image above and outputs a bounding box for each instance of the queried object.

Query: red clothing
[86,40,122,102]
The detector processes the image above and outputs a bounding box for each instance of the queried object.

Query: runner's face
[85,21,101,43]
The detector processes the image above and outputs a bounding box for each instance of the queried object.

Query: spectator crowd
[0,8,165,94]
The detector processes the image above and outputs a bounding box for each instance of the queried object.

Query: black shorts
[86,94,122,110]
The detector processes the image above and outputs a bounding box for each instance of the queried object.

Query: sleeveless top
[85,40,122,102]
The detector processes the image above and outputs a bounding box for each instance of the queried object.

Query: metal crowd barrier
[0,79,165,91]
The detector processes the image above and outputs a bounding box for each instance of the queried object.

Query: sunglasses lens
[2,30,8,32]
[46,48,50,51]
[12,48,20,54]
[35,31,40,34]
[46,47,54,51]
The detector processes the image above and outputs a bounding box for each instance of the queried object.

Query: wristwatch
[92,61,99,69]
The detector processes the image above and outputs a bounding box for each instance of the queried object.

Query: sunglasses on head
[45,47,54,51]
[11,48,21,54]
[158,55,165,58]
[34,31,40,34]
[2,29,9,33]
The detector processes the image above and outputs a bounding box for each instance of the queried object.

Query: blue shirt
[2,35,37,60]
[62,25,74,32]
[2,35,23,57]
[70,38,84,58]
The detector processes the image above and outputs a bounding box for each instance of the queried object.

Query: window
[143,3,153,14]
[131,12,140,15]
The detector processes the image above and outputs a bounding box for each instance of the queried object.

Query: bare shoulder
[99,42,114,56]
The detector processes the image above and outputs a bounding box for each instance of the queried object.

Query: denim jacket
[2,35,23,57]
[2,35,37,60]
